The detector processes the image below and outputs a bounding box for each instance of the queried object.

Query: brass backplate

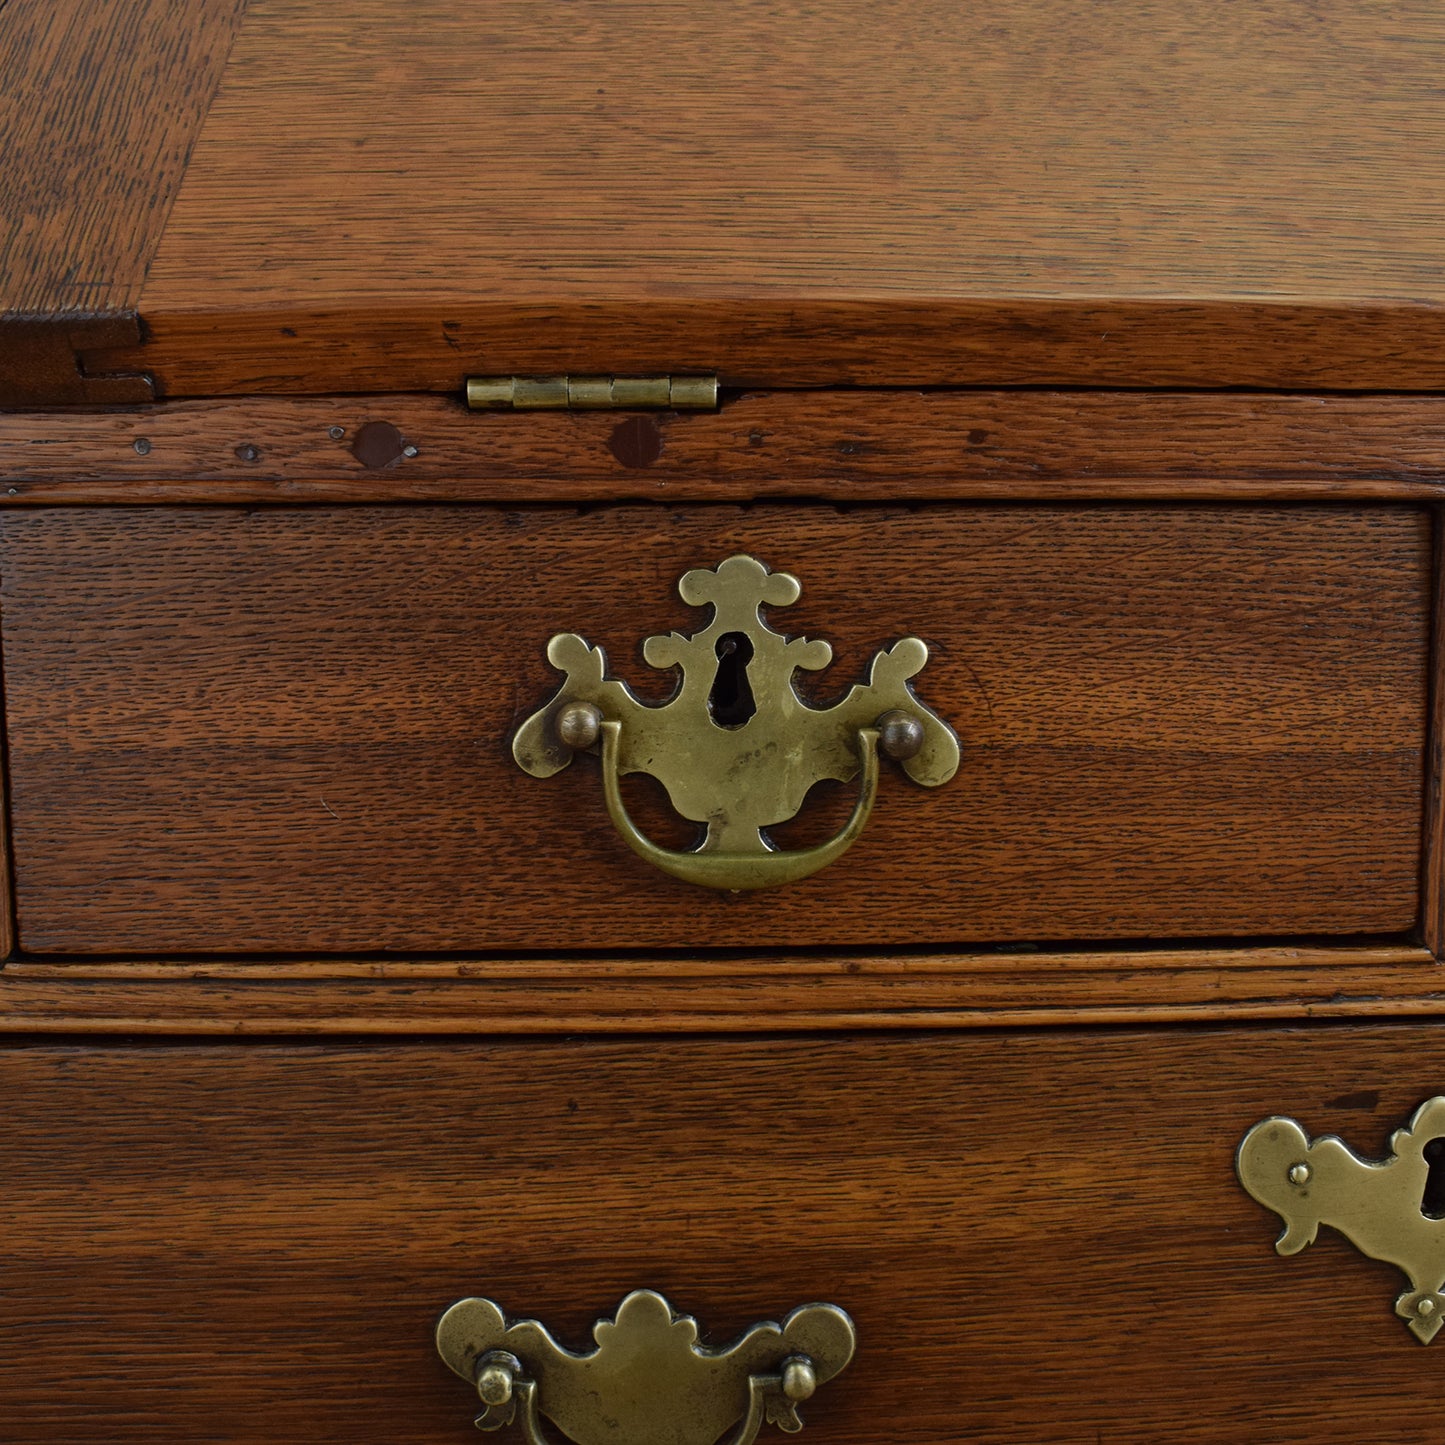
[511,553,960,890]
[1237,1097,1445,1342]
[436,1289,856,1444]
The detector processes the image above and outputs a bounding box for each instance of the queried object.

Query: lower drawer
[4,1026,1442,1442]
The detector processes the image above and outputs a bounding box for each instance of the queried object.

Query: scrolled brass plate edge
[1236,1096,1445,1342]
[510,553,960,891]
[436,1288,856,1444]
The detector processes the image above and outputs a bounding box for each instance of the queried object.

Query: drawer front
[0,503,1427,953]
[4,1026,1444,1441]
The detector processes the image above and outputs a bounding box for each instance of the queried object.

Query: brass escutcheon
[1237,1097,1445,1341]
[436,1289,856,1444]
[511,554,960,890]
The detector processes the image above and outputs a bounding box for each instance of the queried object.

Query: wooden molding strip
[5,390,1445,503]
[0,946,1436,1034]
[0,0,248,405]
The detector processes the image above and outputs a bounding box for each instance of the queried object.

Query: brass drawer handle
[512,554,959,890]
[1237,1097,1445,1341]
[436,1289,856,1443]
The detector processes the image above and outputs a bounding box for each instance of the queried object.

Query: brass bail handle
[436,1290,857,1445]
[510,554,960,891]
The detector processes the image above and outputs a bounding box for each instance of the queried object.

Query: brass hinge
[466,374,719,412]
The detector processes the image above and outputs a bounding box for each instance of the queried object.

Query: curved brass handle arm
[599,720,880,891]
[511,555,960,891]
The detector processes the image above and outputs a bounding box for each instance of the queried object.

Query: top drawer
[0,502,1427,955]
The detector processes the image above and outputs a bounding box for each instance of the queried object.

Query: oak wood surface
[0,503,1427,955]
[12,2,1445,394]
[0,947,1437,1034]
[8,391,1445,504]
[125,299,1445,399]
[0,0,248,404]
[4,1025,1445,1441]
[75,0,1445,393]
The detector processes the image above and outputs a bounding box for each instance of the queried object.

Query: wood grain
[0,714,13,963]
[5,1026,1445,1441]
[0,947,1436,1034]
[119,299,1445,398]
[0,0,248,404]
[114,0,1445,393]
[1425,514,1445,959]
[8,391,1445,504]
[0,504,1427,955]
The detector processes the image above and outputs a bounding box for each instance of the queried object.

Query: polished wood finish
[0,947,1436,1034]
[0,504,1427,954]
[0,0,247,405]
[28,0,1429,393]
[8,391,1445,503]
[4,1026,1445,1442]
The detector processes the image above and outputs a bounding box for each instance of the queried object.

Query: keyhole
[709,632,756,728]
[1423,1138,1445,1220]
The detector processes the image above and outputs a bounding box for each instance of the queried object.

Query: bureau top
[5,0,1445,403]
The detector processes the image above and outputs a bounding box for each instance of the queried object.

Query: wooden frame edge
[122,299,1445,397]
[0,575,15,962]
[0,945,1436,1034]
[6,391,1445,504]
[1423,502,1445,958]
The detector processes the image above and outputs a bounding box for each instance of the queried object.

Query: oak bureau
[6,1,1445,1440]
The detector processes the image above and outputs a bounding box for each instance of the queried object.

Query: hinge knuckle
[466,374,718,412]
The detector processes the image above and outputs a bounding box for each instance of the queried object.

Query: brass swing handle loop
[597,718,882,891]
[437,1291,856,1445]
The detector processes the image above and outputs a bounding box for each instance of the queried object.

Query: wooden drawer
[0,502,1428,956]
[3,1023,1443,1443]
